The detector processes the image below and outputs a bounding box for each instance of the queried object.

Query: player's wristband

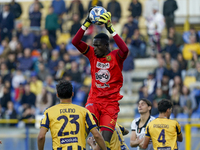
[111,32,117,37]
[81,25,87,31]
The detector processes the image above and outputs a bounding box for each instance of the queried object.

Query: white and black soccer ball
[89,6,107,25]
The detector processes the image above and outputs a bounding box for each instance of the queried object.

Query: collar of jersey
[60,102,72,104]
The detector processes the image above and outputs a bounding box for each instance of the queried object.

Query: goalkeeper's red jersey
[84,45,124,103]
[72,27,129,103]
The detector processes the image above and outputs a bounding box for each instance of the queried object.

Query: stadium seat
[134,113,140,119]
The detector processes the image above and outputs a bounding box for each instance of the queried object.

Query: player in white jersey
[130,98,155,150]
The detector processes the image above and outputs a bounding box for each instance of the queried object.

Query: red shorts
[85,101,120,132]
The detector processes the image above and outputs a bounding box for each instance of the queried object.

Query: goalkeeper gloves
[82,7,94,29]
[99,12,115,34]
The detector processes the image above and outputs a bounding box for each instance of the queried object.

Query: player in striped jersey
[130,98,155,150]
[87,123,129,150]
[141,99,183,150]
[37,80,107,150]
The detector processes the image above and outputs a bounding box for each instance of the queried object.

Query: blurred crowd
[0,0,199,127]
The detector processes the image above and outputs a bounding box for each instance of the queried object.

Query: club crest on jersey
[95,69,110,83]
[96,62,110,69]
[106,55,111,61]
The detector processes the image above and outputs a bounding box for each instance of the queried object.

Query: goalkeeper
[72,9,129,150]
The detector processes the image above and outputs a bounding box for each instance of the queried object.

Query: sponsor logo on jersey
[95,83,110,88]
[60,137,78,144]
[96,62,110,69]
[95,70,110,83]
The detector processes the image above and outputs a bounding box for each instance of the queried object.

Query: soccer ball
[89,6,107,25]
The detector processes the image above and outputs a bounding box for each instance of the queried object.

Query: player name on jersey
[153,124,169,129]
[60,108,75,114]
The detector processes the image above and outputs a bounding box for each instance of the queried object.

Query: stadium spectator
[88,0,103,10]
[0,87,11,109]
[152,88,167,115]
[29,0,43,13]
[168,26,184,49]
[9,36,18,51]
[180,86,197,117]
[68,0,84,20]
[162,37,179,59]
[37,63,50,81]
[169,60,181,79]
[62,52,71,70]
[123,15,138,39]
[130,29,146,58]
[12,70,25,89]
[19,28,35,49]
[70,13,82,36]
[36,87,53,114]
[68,61,82,83]
[146,5,165,52]
[143,0,159,21]
[30,73,43,96]
[139,86,154,103]
[182,36,200,61]
[29,3,42,31]
[0,63,11,83]
[54,60,66,81]
[20,83,36,110]
[6,52,16,72]
[183,26,200,43]
[3,101,17,126]
[157,72,170,97]
[163,0,178,34]
[0,40,10,60]
[142,72,157,96]
[40,29,56,49]
[121,51,134,96]
[45,6,59,39]
[51,0,66,32]
[40,43,51,63]
[20,104,35,127]
[43,75,56,95]
[171,87,181,118]
[154,57,167,82]
[9,0,22,19]
[107,0,121,22]
[164,52,172,71]
[0,4,14,42]
[18,48,34,72]
[47,50,60,76]
[128,0,142,22]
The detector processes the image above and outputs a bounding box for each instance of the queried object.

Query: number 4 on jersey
[157,129,166,145]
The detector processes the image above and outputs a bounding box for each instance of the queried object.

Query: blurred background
[0,0,200,149]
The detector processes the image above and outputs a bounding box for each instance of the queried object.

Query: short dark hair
[138,98,152,113]
[158,99,173,113]
[56,80,73,99]
[94,33,109,42]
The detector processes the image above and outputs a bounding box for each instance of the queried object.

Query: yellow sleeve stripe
[89,126,98,132]
[83,46,90,54]
[40,126,49,131]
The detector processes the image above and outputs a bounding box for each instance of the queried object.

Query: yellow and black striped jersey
[110,123,129,150]
[145,118,182,150]
[40,103,97,150]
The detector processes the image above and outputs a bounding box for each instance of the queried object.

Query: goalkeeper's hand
[99,12,115,34]
[82,7,93,29]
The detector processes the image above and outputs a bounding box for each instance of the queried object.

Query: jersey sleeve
[113,34,129,63]
[131,119,137,131]
[117,123,125,133]
[175,121,182,135]
[40,110,50,130]
[145,125,151,137]
[85,110,97,132]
